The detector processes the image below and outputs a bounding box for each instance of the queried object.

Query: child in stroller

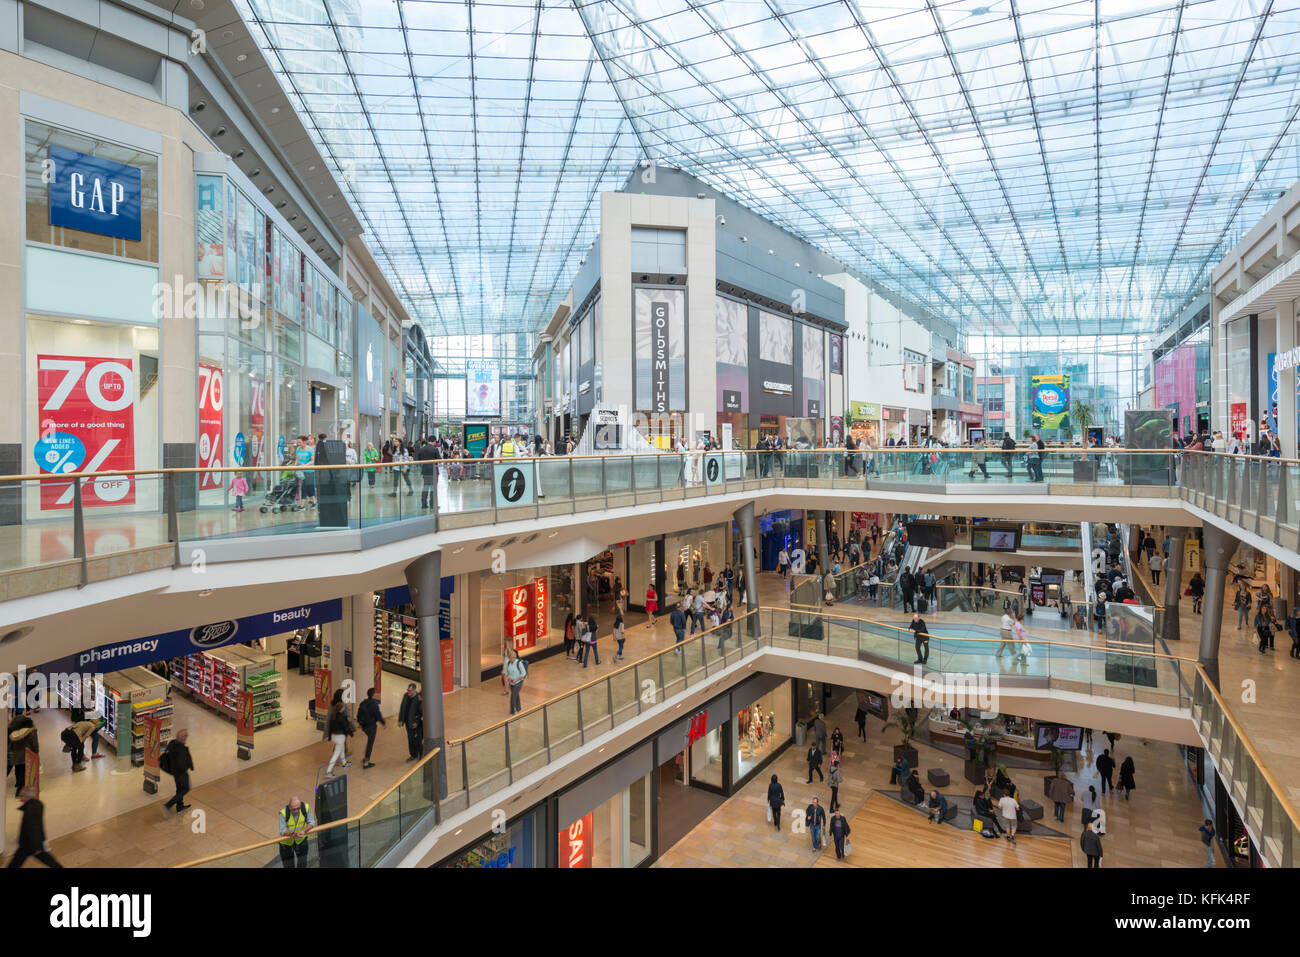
[260,469,302,513]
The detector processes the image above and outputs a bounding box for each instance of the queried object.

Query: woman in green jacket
[362,442,379,488]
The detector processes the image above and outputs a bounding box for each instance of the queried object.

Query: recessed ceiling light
[212,126,226,137]
[233,149,245,159]
[236,53,247,62]
[271,107,280,114]
[222,30,233,40]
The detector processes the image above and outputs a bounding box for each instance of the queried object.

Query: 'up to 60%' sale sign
[34,355,136,510]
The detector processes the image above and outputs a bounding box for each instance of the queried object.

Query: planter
[1072,460,1098,482]
[964,758,989,786]
[893,745,918,769]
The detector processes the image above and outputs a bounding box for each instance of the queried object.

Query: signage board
[48,145,142,241]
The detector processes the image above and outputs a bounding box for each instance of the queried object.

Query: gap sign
[48,146,142,242]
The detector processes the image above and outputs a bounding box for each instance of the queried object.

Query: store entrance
[655,753,725,856]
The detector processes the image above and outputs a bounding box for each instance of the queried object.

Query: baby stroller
[260,470,300,513]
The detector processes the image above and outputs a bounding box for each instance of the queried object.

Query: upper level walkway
[0,448,1288,675]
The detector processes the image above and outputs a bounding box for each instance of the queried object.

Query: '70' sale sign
[35,355,136,510]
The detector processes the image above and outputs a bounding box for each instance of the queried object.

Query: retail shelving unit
[95,667,173,761]
[169,647,282,728]
[375,607,420,680]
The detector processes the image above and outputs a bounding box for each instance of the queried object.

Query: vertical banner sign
[25,748,39,798]
[314,668,332,714]
[236,690,255,754]
[198,364,224,490]
[533,576,548,641]
[1230,402,1248,441]
[35,355,136,510]
[441,639,454,694]
[141,716,161,794]
[652,301,670,413]
[373,653,383,696]
[249,374,266,470]
[1030,374,1071,431]
[560,813,594,868]
[505,583,537,652]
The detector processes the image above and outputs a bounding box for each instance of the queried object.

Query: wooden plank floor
[815,793,1073,868]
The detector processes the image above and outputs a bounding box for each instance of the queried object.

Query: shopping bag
[972,818,983,833]
[766,805,773,823]
[843,840,852,857]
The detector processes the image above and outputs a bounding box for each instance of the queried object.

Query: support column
[815,510,830,574]
[0,702,7,856]
[1278,299,1297,460]
[654,539,667,610]
[351,594,376,700]
[404,551,447,795]
[1279,564,1296,622]
[1198,523,1241,689]
[1161,527,1187,642]
[734,502,760,632]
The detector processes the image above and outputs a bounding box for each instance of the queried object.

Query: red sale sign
[533,576,547,644]
[560,813,594,868]
[504,583,536,652]
[36,355,136,510]
[199,364,224,490]
[249,373,266,469]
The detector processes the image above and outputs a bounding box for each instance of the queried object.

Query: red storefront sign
[236,690,255,739]
[373,653,383,696]
[314,669,332,713]
[686,710,708,746]
[560,813,594,868]
[249,373,266,469]
[1230,402,1248,440]
[36,355,136,510]
[533,576,548,644]
[25,748,39,798]
[142,716,161,791]
[504,583,537,652]
[199,363,224,490]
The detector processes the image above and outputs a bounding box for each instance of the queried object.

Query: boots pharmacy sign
[198,364,224,490]
[48,146,143,242]
[35,355,136,510]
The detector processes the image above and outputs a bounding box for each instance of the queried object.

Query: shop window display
[736,683,792,782]
[584,773,652,868]
[25,315,160,522]
[689,725,723,788]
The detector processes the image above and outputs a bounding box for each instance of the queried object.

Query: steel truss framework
[233,0,1300,339]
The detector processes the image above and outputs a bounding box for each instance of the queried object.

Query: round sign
[1034,387,1067,415]
[706,457,720,482]
[499,466,526,503]
[233,431,246,467]
[199,432,212,461]
[33,432,86,474]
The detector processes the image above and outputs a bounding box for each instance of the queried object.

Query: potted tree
[1072,401,1098,481]
[884,706,920,770]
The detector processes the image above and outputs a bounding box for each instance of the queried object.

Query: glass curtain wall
[966,335,1144,441]
[430,332,536,428]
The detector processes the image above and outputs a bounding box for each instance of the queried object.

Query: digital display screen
[971,527,1020,551]
[466,359,501,417]
[1036,725,1083,750]
[905,521,947,549]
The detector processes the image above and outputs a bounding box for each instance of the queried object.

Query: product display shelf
[98,667,171,759]
[376,608,421,677]
[244,662,283,729]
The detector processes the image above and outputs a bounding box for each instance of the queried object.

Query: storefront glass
[736,683,792,781]
[665,524,728,598]
[438,805,547,868]
[481,565,564,672]
[586,773,652,868]
[689,726,724,788]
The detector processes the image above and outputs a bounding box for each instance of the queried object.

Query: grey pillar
[815,510,830,574]
[654,538,667,608]
[734,502,760,632]
[1198,523,1241,689]
[404,550,447,796]
[1161,526,1187,641]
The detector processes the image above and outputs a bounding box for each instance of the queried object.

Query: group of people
[765,713,854,860]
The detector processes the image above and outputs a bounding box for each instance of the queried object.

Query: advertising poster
[236,691,255,752]
[35,355,136,510]
[634,287,686,412]
[830,415,844,444]
[466,359,502,417]
[141,716,160,792]
[533,576,548,644]
[1230,402,1248,441]
[373,653,383,696]
[505,582,537,652]
[715,295,749,413]
[1030,374,1070,431]
[830,334,843,375]
[441,639,454,694]
[314,669,332,714]
[195,174,225,280]
[25,748,39,798]
[560,813,594,868]
[463,423,488,458]
[198,364,224,490]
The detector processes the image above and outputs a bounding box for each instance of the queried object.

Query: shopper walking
[59,716,102,773]
[7,713,37,797]
[1188,571,1205,614]
[161,729,194,814]
[325,700,354,778]
[1255,607,1276,654]
[806,741,824,783]
[1199,819,1216,868]
[362,441,379,488]
[996,609,1017,657]
[398,685,423,761]
[997,791,1020,846]
[416,435,441,509]
[1080,820,1103,868]
[1118,755,1136,800]
[1096,748,1115,794]
[356,687,385,769]
[829,808,851,860]
[277,796,315,868]
[812,712,828,756]
[612,611,626,661]
[644,585,658,625]
[6,788,61,868]
[767,774,785,830]
[1234,584,1252,631]
[805,797,827,851]
[854,705,867,742]
[828,760,843,813]
[670,602,688,652]
[1049,774,1072,823]
[1148,550,1163,586]
[505,649,528,715]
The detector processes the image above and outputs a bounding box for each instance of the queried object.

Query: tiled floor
[654,691,1217,868]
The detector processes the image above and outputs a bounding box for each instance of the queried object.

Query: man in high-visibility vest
[278,796,316,868]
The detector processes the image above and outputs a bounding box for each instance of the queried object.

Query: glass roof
[233,0,1300,338]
